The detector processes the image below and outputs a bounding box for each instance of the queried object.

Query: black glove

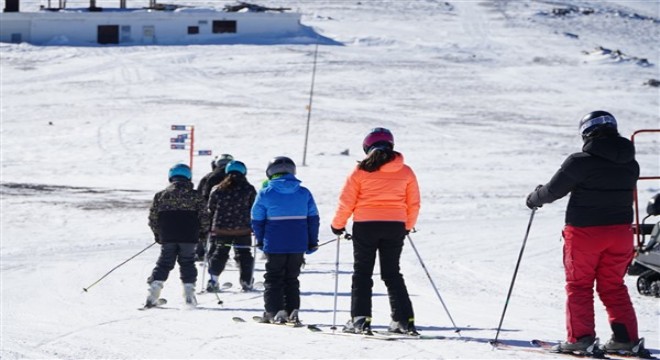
[256,242,264,251]
[331,226,345,236]
[306,243,318,255]
[526,184,544,209]
[154,234,161,244]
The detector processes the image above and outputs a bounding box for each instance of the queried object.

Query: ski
[138,298,167,310]
[318,330,401,341]
[198,281,232,295]
[529,338,607,358]
[251,315,306,328]
[532,339,655,360]
[372,330,445,340]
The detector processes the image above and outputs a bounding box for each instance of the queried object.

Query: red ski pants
[562,224,638,343]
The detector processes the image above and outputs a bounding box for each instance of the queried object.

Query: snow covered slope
[1,1,658,359]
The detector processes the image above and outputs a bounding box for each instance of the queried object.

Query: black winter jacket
[148,181,210,243]
[208,177,257,236]
[527,136,639,227]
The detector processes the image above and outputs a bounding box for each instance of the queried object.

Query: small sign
[171,125,188,131]
[197,150,212,156]
[170,144,186,150]
[170,138,186,143]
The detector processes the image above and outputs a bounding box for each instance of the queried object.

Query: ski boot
[388,317,419,336]
[601,337,651,358]
[183,283,197,307]
[145,280,164,308]
[206,279,221,293]
[273,310,289,324]
[550,336,602,356]
[342,316,372,335]
[288,309,300,324]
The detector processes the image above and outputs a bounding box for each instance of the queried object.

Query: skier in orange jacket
[331,127,420,336]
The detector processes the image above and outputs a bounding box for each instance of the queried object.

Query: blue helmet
[168,163,192,182]
[225,160,247,175]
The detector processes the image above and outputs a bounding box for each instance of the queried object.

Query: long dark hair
[218,172,247,190]
[358,148,397,172]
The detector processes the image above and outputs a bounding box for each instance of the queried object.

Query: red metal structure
[631,129,660,248]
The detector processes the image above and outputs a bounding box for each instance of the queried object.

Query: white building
[0,1,303,45]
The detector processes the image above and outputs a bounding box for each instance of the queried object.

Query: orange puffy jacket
[332,153,420,231]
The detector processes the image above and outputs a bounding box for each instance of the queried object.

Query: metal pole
[83,242,157,292]
[330,234,341,330]
[189,126,195,171]
[302,43,319,167]
[406,234,462,336]
[491,208,537,345]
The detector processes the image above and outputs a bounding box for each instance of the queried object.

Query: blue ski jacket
[251,173,320,254]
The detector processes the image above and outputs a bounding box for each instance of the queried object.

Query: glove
[256,242,264,251]
[331,226,345,236]
[526,184,544,209]
[305,244,318,255]
[154,234,161,244]
[405,229,410,235]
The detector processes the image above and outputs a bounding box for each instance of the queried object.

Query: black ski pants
[351,221,414,322]
[149,242,197,284]
[263,253,304,314]
[208,235,254,284]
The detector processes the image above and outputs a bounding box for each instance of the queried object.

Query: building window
[188,26,199,35]
[212,20,236,34]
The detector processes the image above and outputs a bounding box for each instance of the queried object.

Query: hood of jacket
[583,136,635,164]
[378,152,405,172]
[266,173,301,194]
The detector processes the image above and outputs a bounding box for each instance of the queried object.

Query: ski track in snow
[1,0,659,359]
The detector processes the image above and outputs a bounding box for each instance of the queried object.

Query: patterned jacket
[148,180,210,243]
[251,173,320,254]
[208,176,257,236]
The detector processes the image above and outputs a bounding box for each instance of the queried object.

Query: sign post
[170,125,212,171]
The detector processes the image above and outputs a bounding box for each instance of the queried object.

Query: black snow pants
[208,235,254,285]
[351,221,414,322]
[149,242,197,284]
[263,253,305,314]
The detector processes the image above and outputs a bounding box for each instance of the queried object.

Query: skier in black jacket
[526,111,647,357]
[195,153,234,260]
[206,160,257,292]
[146,163,210,308]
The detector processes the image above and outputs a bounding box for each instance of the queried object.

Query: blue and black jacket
[251,173,320,253]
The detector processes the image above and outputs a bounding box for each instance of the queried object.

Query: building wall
[0,10,302,45]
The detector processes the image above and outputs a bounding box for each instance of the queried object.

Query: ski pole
[200,234,211,291]
[330,233,343,330]
[250,234,257,288]
[406,233,462,336]
[491,208,537,345]
[83,242,157,292]
[313,237,338,250]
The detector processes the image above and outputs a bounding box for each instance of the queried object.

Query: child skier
[331,127,421,335]
[207,160,257,292]
[251,156,320,323]
[146,163,209,308]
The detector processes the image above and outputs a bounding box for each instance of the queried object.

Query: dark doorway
[98,25,119,44]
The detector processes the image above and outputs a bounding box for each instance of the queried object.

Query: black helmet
[215,154,234,169]
[266,156,296,178]
[579,111,617,139]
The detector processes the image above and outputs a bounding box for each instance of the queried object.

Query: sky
[1,0,659,359]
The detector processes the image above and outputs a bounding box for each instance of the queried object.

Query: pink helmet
[362,127,394,153]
